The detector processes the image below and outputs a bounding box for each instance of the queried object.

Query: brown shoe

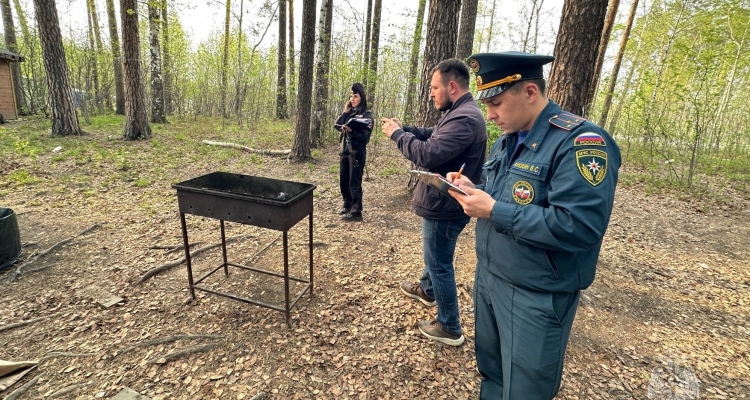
[418,319,465,346]
[400,281,436,307]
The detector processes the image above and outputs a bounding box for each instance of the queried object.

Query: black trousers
[339,146,366,213]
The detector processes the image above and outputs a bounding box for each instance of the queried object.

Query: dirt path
[1,135,748,399]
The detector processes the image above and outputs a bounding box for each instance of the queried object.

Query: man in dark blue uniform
[447,51,621,399]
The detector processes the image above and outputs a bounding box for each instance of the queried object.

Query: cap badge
[469,58,480,72]
[476,76,483,86]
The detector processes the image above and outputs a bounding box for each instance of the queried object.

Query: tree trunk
[290,0,316,160]
[1,0,28,114]
[276,0,288,119]
[598,0,638,128]
[220,0,231,118]
[367,0,382,103]
[417,0,461,127]
[162,0,172,115]
[106,0,124,115]
[287,0,295,116]
[456,0,479,60]
[362,0,372,84]
[148,2,167,123]
[235,0,244,120]
[121,0,151,140]
[520,0,544,52]
[88,0,108,111]
[85,0,101,113]
[310,0,333,148]
[33,0,81,136]
[13,0,39,114]
[486,0,496,52]
[403,0,427,124]
[589,0,620,104]
[548,0,608,117]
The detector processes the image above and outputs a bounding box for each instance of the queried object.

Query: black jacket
[391,92,487,220]
[335,109,374,148]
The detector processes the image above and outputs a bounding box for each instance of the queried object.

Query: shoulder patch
[574,132,606,147]
[549,112,586,131]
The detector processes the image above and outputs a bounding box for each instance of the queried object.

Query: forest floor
[1,116,749,400]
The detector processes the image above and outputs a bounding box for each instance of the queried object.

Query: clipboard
[335,117,371,131]
[408,170,469,196]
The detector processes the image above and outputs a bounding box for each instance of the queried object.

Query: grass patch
[134,178,151,188]
[6,169,41,185]
[379,162,404,178]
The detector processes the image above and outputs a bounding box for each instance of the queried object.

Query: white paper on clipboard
[408,170,469,196]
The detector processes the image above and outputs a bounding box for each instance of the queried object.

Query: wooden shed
[0,48,24,121]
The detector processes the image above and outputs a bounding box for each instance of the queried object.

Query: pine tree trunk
[33,0,81,136]
[367,0,382,103]
[403,0,426,124]
[417,0,460,127]
[87,0,108,111]
[276,0,288,119]
[85,0,101,113]
[287,0,295,116]
[290,0,316,160]
[220,0,231,118]
[121,0,151,140]
[548,0,608,117]
[362,0,372,84]
[599,0,638,129]
[310,0,333,148]
[162,0,172,115]
[456,0,479,60]
[1,0,28,114]
[148,3,167,123]
[589,0,620,105]
[106,0,125,115]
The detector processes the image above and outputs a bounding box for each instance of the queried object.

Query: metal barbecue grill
[173,172,316,327]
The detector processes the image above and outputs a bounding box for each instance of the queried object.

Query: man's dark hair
[431,58,470,90]
[351,82,368,111]
[508,79,547,96]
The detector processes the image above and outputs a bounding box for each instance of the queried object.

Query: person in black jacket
[334,83,373,222]
[381,59,488,346]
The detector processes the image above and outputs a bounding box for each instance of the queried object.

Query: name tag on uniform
[511,161,543,176]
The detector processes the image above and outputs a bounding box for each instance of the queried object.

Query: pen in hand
[456,163,465,180]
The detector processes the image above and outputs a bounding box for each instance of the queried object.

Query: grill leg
[180,213,195,300]
[283,230,291,328]
[309,212,314,298]
[220,219,228,277]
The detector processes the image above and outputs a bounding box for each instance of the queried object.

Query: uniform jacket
[475,100,621,293]
[335,109,374,149]
[391,92,487,220]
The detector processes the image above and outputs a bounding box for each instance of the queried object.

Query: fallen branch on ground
[7,224,100,283]
[203,140,291,156]
[48,382,90,398]
[250,393,267,400]
[148,342,221,364]
[3,373,44,400]
[115,334,226,356]
[0,316,48,334]
[135,234,252,285]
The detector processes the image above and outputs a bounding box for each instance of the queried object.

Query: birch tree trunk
[276,0,288,119]
[85,0,101,112]
[287,0,295,116]
[0,0,28,113]
[33,0,81,136]
[548,0,608,117]
[148,2,167,123]
[310,0,333,148]
[403,0,426,124]
[121,0,151,140]
[362,0,372,85]
[87,0,108,111]
[456,0,479,60]
[290,0,316,160]
[162,0,172,115]
[106,0,125,115]
[417,0,460,127]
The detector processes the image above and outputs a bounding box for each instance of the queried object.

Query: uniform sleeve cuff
[390,129,405,142]
[490,201,515,233]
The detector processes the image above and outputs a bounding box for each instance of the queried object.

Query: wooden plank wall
[0,60,18,120]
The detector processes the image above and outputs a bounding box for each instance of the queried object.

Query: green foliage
[134,178,152,187]
[379,162,404,178]
[5,169,41,185]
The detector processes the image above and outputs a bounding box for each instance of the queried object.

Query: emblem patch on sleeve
[574,132,606,146]
[512,181,534,205]
[576,149,608,186]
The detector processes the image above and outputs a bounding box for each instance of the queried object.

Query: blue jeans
[419,217,468,335]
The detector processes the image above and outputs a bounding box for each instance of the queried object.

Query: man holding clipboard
[381,58,487,346]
